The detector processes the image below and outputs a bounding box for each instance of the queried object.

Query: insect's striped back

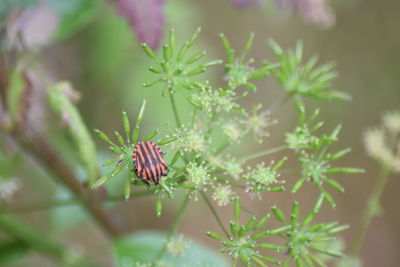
[133,141,168,184]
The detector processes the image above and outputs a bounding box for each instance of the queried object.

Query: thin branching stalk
[240,145,287,162]
[267,94,292,113]
[154,191,191,262]
[1,198,81,213]
[201,191,230,238]
[169,93,182,127]
[2,190,154,213]
[350,165,390,257]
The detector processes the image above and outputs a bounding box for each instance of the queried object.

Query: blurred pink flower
[230,0,262,9]
[6,4,59,50]
[277,0,335,27]
[113,0,165,50]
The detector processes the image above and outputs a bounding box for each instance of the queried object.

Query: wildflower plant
[364,110,400,173]
[93,99,176,201]
[91,29,363,266]
[207,198,282,266]
[268,40,350,101]
[347,110,400,261]
[270,196,349,266]
[287,101,364,207]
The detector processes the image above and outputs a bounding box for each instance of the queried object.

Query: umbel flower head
[207,198,282,266]
[241,104,277,143]
[142,28,222,96]
[189,82,240,116]
[383,110,400,134]
[243,158,287,197]
[212,184,235,207]
[207,197,348,267]
[288,104,364,207]
[93,100,176,199]
[270,196,349,266]
[166,234,188,258]
[364,109,400,173]
[168,122,211,157]
[222,121,243,144]
[220,32,276,92]
[186,161,213,190]
[207,154,244,180]
[267,40,350,101]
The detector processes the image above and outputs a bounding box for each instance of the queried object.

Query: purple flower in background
[230,0,262,9]
[113,0,165,50]
[277,0,335,27]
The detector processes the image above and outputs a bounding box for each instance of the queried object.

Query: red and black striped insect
[132,141,168,185]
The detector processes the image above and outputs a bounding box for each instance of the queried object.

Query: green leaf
[241,32,254,61]
[6,65,26,120]
[268,39,283,57]
[206,231,223,241]
[233,197,240,221]
[271,205,286,224]
[0,151,21,178]
[113,231,230,266]
[219,33,232,54]
[326,167,365,174]
[156,195,162,217]
[121,111,131,143]
[48,82,98,185]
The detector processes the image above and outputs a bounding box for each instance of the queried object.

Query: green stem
[215,177,244,189]
[154,191,191,262]
[240,145,287,162]
[169,93,182,128]
[1,199,80,213]
[3,190,154,213]
[201,191,230,238]
[350,165,391,257]
[0,214,100,266]
[240,204,255,216]
[267,94,292,114]
[0,214,68,264]
[214,141,231,156]
[17,133,120,237]
[107,190,154,201]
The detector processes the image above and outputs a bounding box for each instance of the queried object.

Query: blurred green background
[1,0,399,266]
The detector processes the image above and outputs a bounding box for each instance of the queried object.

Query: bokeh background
[1,0,399,266]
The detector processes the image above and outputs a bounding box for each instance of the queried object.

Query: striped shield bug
[132,141,168,184]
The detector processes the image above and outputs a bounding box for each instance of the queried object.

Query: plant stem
[240,145,287,162]
[240,204,255,215]
[107,190,154,201]
[0,213,65,261]
[169,93,182,127]
[2,190,154,213]
[350,165,390,257]
[1,198,80,213]
[154,191,191,262]
[201,191,230,238]
[215,177,244,189]
[6,128,120,237]
[214,141,231,156]
[267,94,292,113]
[0,213,101,266]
